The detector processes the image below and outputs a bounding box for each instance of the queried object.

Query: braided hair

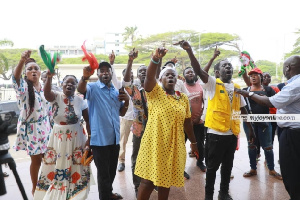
[24,58,38,119]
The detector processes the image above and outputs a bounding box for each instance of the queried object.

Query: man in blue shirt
[236,55,300,200]
[78,62,129,200]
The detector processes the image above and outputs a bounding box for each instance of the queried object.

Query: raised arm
[77,66,93,95]
[242,69,251,87]
[124,48,138,82]
[109,50,122,89]
[43,70,56,102]
[13,50,31,86]
[203,46,220,73]
[174,40,209,83]
[144,47,168,92]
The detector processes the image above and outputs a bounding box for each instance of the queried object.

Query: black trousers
[194,123,205,164]
[205,134,237,196]
[91,144,120,200]
[279,128,300,200]
[131,134,141,189]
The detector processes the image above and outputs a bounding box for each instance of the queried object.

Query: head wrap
[159,67,178,81]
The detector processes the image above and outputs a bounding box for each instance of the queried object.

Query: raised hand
[128,48,138,61]
[83,66,93,79]
[21,50,31,61]
[153,47,168,60]
[173,40,191,51]
[46,69,55,78]
[213,46,220,59]
[109,50,115,65]
[171,56,178,64]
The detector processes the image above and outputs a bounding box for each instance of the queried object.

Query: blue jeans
[243,122,275,170]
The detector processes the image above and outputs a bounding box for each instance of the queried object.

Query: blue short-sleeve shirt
[86,80,123,146]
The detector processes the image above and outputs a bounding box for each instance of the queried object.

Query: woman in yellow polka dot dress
[135,47,199,200]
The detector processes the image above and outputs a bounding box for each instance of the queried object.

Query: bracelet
[191,142,197,145]
[151,58,160,65]
[81,76,89,82]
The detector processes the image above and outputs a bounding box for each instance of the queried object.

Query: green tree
[0,39,14,80]
[285,28,300,58]
[122,26,138,45]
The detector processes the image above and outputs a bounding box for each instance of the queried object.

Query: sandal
[110,192,123,199]
[189,151,196,157]
[269,171,283,180]
[243,170,257,177]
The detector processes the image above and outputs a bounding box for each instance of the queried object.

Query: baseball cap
[98,61,112,69]
[248,67,263,75]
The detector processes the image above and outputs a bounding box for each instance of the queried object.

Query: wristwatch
[248,92,254,98]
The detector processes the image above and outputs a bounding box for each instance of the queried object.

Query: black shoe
[184,171,190,179]
[218,191,233,200]
[197,161,207,172]
[117,163,125,172]
[135,188,138,198]
[205,194,213,200]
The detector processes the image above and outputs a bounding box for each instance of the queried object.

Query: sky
[0,0,299,63]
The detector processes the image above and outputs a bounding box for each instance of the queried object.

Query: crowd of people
[3,40,300,200]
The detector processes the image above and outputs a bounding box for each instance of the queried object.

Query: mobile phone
[119,87,124,92]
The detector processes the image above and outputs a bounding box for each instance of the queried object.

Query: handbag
[245,87,269,132]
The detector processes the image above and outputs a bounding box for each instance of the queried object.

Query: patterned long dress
[34,92,91,200]
[12,76,51,155]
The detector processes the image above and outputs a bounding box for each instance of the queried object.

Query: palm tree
[0,39,14,80]
[122,26,138,44]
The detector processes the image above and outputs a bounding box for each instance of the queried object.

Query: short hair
[62,75,78,84]
[164,61,175,67]
[137,65,147,74]
[214,59,228,71]
[183,67,193,75]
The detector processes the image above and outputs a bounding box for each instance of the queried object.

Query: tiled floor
[1,131,289,200]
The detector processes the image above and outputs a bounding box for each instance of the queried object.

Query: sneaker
[218,191,233,200]
[184,171,190,179]
[197,162,207,172]
[117,163,125,172]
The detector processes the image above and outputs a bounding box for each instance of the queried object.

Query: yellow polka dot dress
[135,83,191,188]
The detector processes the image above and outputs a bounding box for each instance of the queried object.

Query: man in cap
[78,62,129,200]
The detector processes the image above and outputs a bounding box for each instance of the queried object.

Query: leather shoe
[117,163,125,172]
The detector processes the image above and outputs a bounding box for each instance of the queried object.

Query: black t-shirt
[243,86,276,114]
[277,82,286,91]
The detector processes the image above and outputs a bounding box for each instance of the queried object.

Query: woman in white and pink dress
[34,72,91,200]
